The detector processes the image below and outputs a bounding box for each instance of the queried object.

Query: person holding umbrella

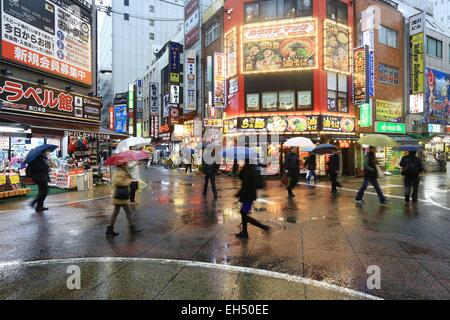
[355,146,389,205]
[24,144,57,212]
[327,149,341,194]
[399,146,424,202]
[284,147,300,199]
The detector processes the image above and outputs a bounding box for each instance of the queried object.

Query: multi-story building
[222,0,357,175]
[97,0,184,130]
[431,0,450,32]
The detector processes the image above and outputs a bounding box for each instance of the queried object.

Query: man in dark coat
[400,151,424,202]
[203,161,218,198]
[28,151,51,212]
[327,150,340,194]
[305,153,318,184]
[284,147,300,199]
[235,161,270,239]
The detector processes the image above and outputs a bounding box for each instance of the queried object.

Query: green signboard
[376,121,406,134]
[359,103,372,127]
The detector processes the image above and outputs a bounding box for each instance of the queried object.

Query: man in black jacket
[327,150,340,194]
[305,153,318,184]
[400,151,424,202]
[29,151,51,212]
[203,161,218,199]
[284,147,300,199]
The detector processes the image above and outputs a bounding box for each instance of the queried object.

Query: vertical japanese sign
[324,20,351,75]
[150,82,159,115]
[114,105,128,134]
[184,0,199,49]
[411,33,424,94]
[185,49,196,111]
[1,0,93,85]
[128,84,135,135]
[169,42,182,73]
[362,30,375,97]
[359,103,372,127]
[108,105,114,130]
[352,46,369,105]
[224,27,237,78]
[213,52,225,108]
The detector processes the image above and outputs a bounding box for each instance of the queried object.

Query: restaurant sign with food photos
[324,20,351,75]
[352,46,369,105]
[241,19,318,74]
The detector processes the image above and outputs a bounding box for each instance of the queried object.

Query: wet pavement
[0,167,449,300]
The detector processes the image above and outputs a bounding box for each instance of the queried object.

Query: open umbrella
[394,144,423,152]
[104,150,149,166]
[24,144,58,164]
[284,137,314,148]
[300,146,315,152]
[358,134,397,148]
[312,144,338,155]
[115,137,151,153]
[223,147,258,160]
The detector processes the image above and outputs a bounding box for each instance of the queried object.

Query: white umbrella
[115,137,152,153]
[284,137,314,147]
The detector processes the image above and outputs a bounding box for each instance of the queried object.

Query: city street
[0,167,449,300]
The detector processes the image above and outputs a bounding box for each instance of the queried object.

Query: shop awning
[392,136,419,144]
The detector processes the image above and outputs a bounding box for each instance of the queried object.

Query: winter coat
[327,154,340,174]
[237,164,257,203]
[112,166,132,205]
[305,154,317,171]
[285,152,299,177]
[28,155,50,183]
[363,152,378,178]
[399,155,424,179]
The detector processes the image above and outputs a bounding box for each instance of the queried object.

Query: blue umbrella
[394,144,423,152]
[24,144,58,164]
[223,147,258,160]
[312,144,338,155]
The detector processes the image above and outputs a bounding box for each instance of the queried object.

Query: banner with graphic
[425,68,450,125]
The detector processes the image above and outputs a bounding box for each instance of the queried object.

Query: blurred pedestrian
[27,149,52,212]
[355,146,389,205]
[128,161,140,203]
[184,150,193,174]
[305,153,318,184]
[284,147,300,199]
[106,161,140,237]
[327,150,340,194]
[235,160,270,239]
[203,159,218,199]
[400,151,424,202]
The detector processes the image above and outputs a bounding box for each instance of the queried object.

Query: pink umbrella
[104,150,149,166]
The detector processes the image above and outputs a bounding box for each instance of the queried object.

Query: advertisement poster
[359,103,372,127]
[242,20,317,74]
[376,99,402,123]
[1,0,92,85]
[213,52,225,108]
[225,27,237,78]
[425,68,450,125]
[297,91,312,109]
[322,116,355,133]
[279,91,295,110]
[0,76,100,122]
[185,50,196,111]
[352,46,369,105]
[411,33,424,94]
[114,105,127,134]
[409,93,424,113]
[262,92,278,110]
[184,0,199,49]
[324,20,351,75]
[246,93,259,111]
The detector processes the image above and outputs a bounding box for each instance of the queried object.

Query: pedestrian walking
[27,150,52,212]
[305,153,318,184]
[327,150,340,194]
[355,146,389,205]
[285,147,300,199]
[400,151,424,202]
[235,160,270,239]
[106,161,140,236]
[128,161,140,203]
[203,160,218,198]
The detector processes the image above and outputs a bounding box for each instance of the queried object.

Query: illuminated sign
[128,84,135,135]
[170,73,180,83]
[324,19,351,75]
[185,50,196,111]
[424,68,450,125]
[204,119,223,127]
[225,27,237,78]
[213,52,226,108]
[352,46,369,105]
[359,103,372,127]
[114,105,128,134]
[376,121,406,134]
[411,33,424,94]
[428,124,443,133]
[109,106,114,130]
[322,116,355,133]
[241,19,318,74]
[170,85,180,104]
[376,99,402,123]
[409,93,424,113]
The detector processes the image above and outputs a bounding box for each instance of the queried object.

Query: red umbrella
[104,150,149,166]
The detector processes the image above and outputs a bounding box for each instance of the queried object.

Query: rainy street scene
[1,0,450,304]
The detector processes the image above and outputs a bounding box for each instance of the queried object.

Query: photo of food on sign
[267,116,287,132]
[325,22,350,73]
[287,116,309,132]
[353,48,367,103]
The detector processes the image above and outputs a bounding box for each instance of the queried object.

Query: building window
[124,13,129,21]
[379,64,399,85]
[426,36,442,58]
[149,33,155,40]
[149,19,154,26]
[124,0,129,6]
[378,25,398,48]
[327,0,348,24]
[205,22,221,47]
[149,5,155,12]
[327,72,348,112]
[245,0,313,22]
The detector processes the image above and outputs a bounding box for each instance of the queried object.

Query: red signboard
[109,106,114,130]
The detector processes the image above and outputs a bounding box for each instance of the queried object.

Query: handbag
[114,186,130,200]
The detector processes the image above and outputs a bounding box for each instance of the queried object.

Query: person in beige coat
[106,162,140,236]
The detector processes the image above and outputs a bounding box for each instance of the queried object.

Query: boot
[129,225,142,234]
[106,226,119,237]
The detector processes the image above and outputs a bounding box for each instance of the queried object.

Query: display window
[262,92,278,111]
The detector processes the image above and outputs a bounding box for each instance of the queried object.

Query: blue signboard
[424,68,450,125]
[368,51,375,97]
[169,42,182,73]
[114,105,128,134]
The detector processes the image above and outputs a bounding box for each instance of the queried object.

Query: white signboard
[410,12,425,36]
[170,85,180,104]
[185,49,196,111]
[409,93,424,114]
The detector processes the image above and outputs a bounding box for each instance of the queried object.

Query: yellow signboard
[376,99,403,122]
[170,73,180,83]
[0,175,6,185]
[9,175,20,184]
[411,33,424,94]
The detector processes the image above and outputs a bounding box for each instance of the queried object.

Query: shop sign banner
[170,84,180,104]
[162,94,169,119]
[409,93,424,114]
[150,115,159,138]
[108,106,114,130]
[213,52,226,108]
[150,83,159,115]
[185,50,196,111]
[376,99,402,123]
[225,28,237,78]
[0,136,9,149]
[321,116,355,133]
[411,33,424,94]
[169,106,179,124]
[204,119,223,128]
[233,115,321,133]
[114,105,127,134]
[424,68,450,125]
[410,12,425,36]
[324,19,351,75]
[169,42,182,73]
[359,103,372,127]
[352,46,369,105]
[1,0,93,85]
[428,124,443,133]
[184,0,199,49]
[0,77,100,122]
[169,73,180,84]
[242,19,317,74]
[376,121,406,134]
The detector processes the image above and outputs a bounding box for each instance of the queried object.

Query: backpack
[402,158,419,176]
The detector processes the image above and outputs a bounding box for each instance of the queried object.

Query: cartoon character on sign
[424,69,436,124]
